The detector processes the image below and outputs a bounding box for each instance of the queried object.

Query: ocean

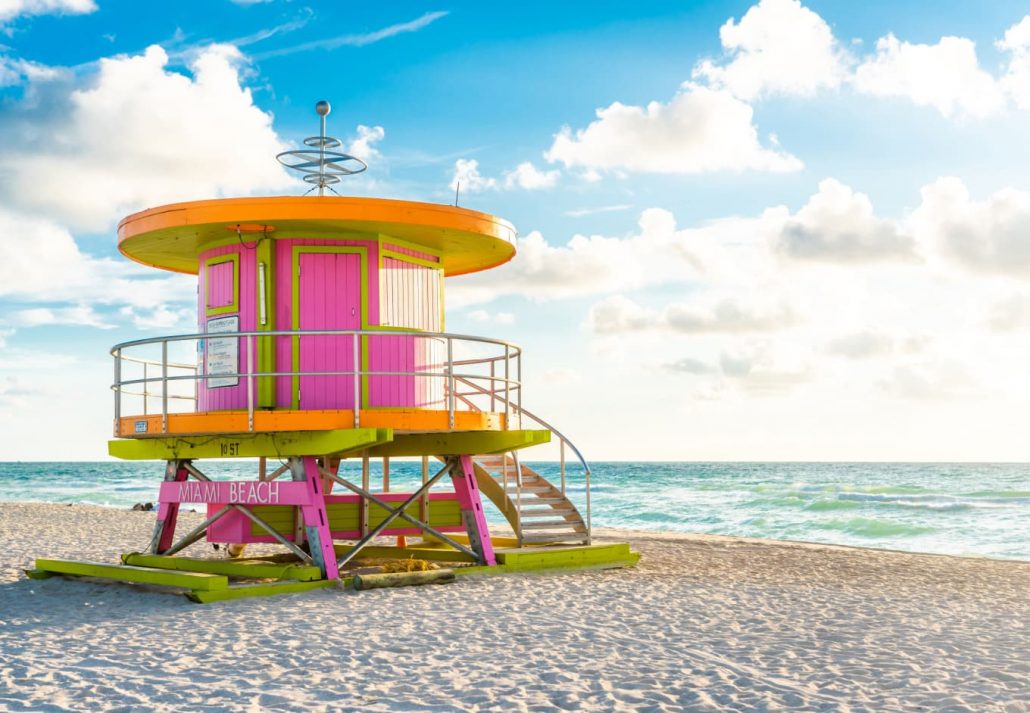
[1,461,1026,560]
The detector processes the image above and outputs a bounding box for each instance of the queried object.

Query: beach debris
[381,555,436,573]
[131,502,154,511]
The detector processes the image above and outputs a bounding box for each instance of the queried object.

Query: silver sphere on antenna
[276,99,366,196]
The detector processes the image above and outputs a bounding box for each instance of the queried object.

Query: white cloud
[118,304,196,331]
[774,178,915,262]
[0,0,95,23]
[346,124,385,162]
[0,44,292,232]
[564,204,632,218]
[503,161,559,190]
[10,304,112,328]
[911,177,1030,277]
[466,309,515,326]
[449,158,497,193]
[693,0,849,100]
[879,360,980,400]
[998,16,1030,109]
[986,292,1030,332]
[586,294,796,335]
[852,34,1005,119]
[544,83,802,174]
[0,207,194,305]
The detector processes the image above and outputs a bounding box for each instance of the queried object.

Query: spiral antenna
[276,100,367,196]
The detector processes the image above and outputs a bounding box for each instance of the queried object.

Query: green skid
[185,579,340,604]
[121,553,323,581]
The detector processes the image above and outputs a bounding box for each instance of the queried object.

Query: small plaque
[134,420,148,433]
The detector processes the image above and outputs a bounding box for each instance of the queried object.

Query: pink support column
[452,455,497,565]
[152,460,190,553]
[296,456,339,579]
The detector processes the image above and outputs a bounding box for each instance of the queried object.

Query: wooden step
[505,485,554,494]
[520,520,583,530]
[520,533,590,544]
[519,508,578,518]
[527,497,570,506]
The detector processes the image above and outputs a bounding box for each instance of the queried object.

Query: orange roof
[117,196,517,276]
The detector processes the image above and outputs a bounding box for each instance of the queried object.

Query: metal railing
[455,375,591,540]
[111,329,522,434]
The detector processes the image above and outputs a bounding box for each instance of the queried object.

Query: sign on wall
[205,315,239,388]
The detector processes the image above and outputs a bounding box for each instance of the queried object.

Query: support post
[289,456,339,580]
[452,455,496,566]
[151,460,190,554]
[361,452,370,536]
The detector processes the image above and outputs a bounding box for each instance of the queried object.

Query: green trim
[377,236,446,333]
[204,253,240,317]
[121,553,323,581]
[367,429,550,457]
[291,245,369,410]
[108,428,394,460]
[34,559,229,590]
[185,579,338,604]
[378,233,444,260]
[333,544,476,563]
[256,238,275,408]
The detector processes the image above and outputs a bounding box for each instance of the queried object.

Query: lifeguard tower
[28,103,637,601]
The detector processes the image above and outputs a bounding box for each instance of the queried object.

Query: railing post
[490,360,496,413]
[504,345,510,431]
[161,341,168,434]
[560,439,566,497]
[516,348,522,429]
[353,332,361,428]
[246,335,255,432]
[447,337,455,430]
[113,348,121,436]
[585,468,592,545]
[142,361,148,416]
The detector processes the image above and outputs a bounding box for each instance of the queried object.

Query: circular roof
[117,196,517,276]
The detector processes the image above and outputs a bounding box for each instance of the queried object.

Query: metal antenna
[276,100,367,196]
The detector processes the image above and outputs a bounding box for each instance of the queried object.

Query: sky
[4,0,1030,461]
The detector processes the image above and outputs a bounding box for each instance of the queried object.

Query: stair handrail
[453,374,590,476]
[454,373,592,544]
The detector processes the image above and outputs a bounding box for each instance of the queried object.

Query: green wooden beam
[108,428,394,460]
[367,429,550,457]
[34,559,229,590]
[121,553,323,581]
[185,578,339,604]
[338,544,476,563]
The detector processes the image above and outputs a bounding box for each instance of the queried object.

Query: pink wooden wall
[196,245,255,412]
[194,237,445,414]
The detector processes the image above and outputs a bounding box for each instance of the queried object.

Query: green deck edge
[108,427,393,460]
[34,559,229,591]
[335,544,477,563]
[121,553,323,581]
[185,579,341,604]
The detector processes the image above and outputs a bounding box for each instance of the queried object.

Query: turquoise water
[1,461,1026,560]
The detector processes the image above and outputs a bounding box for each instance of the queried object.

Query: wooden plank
[338,545,476,563]
[353,569,455,590]
[367,430,550,457]
[108,428,393,460]
[121,553,322,581]
[185,579,339,604]
[34,559,229,590]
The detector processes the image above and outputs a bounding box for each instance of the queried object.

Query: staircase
[472,453,589,546]
[450,375,592,547]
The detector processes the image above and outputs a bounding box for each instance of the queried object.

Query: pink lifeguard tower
[28,103,637,601]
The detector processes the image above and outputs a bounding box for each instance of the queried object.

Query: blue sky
[4,0,1030,460]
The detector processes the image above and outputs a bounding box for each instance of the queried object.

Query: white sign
[205,315,239,388]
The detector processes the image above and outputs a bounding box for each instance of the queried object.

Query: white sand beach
[0,502,1027,712]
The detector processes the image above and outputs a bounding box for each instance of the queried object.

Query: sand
[0,502,1027,712]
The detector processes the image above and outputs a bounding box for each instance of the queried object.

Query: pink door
[298,252,361,410]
